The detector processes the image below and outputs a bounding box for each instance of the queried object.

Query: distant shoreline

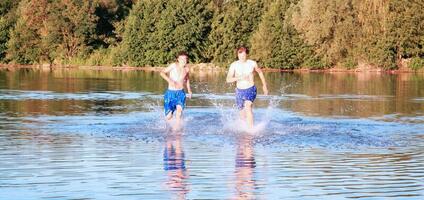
[0,63,422,73]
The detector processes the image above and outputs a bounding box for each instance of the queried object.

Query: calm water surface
[0,68,423,199]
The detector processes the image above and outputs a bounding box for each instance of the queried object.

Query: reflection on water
[1,69,423,121]
[0,68,423,199]
[234,135,256,200]
[163,131,189,200]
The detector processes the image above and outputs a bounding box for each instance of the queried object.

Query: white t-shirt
[229,59,257,89]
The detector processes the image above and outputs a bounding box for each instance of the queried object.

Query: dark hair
[176,51,189,59]
[236,46,249,55]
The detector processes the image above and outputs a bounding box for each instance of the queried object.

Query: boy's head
[236,46,248,61]
[236,46,249,55]
[176,51,189,64]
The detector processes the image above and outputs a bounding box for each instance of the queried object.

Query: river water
[0,68,423,199]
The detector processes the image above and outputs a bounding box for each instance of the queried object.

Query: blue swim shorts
[235,85,257,110]
[163,146,186,170]
[235,155,256,168]
[164,89,186,116]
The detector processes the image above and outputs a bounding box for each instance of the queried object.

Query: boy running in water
[160,52,192,128]
[226,46,268,129]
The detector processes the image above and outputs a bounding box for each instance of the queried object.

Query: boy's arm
[226,65,242,83]
[254,64,268,95]
[160,64,175,86]
[185,69,192,99]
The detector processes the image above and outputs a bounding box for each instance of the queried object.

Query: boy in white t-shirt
[226,46,268,129]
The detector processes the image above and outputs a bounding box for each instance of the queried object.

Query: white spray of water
[205,92,283,135]
[141,81,298,136]
[144,100,194,134]
[220,81,297,135]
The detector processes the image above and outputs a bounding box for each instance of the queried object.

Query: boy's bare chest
[170,67,187,81]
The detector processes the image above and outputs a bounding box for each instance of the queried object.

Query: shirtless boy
[160,52,192,126]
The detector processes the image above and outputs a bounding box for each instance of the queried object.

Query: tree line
[0,0,423,70]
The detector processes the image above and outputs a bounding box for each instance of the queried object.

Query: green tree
[354,0,395,69]
[291,0,358,67]
[250,0,318,69]
[93,0,135,48]
[7,0,97,64]
[387,0,424,65]
[6,0,50,64]
[121,0,212,66]
[0,0,20,62]
[0,18,10,62]
[207,0,268,65]
[47,0,97,62]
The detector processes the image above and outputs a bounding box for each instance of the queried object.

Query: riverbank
[0,63,423,73]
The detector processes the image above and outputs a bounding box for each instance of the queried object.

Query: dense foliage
[0,0,423,70]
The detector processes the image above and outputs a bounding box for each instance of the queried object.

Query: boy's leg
[244,100,253,128]
[174,105,183,130]
[165,112,173,121]
[174,90,185,129]
[175,105,183,120]
[236,90,245,121]
[239,109,246,121]
[164,111,173,133]
[164,90,173,121]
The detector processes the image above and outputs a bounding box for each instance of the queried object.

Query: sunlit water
[0,68,423,199]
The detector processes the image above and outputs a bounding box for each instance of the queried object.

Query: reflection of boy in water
[226,46,268,129]
[234,136,256,200]
[163,133,189,199]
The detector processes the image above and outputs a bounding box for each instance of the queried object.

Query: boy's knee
[244,101,252,108]
[175,106,183,115]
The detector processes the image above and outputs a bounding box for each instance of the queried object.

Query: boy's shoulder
[168,62,177,68]
[247,59,257,65]
[230,60,240,68]
[230,60,257,66]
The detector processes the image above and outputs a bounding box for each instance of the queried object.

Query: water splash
[7,85,423,151]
